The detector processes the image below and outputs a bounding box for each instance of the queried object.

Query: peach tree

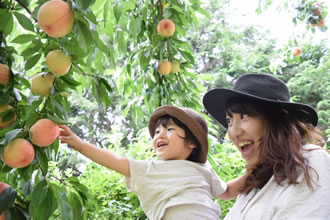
[0,0,209,219]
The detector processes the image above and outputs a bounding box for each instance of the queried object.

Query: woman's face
[226,112,265,168]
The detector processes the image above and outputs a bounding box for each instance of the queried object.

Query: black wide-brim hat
[148,105,209,163]
[203,73,318,128]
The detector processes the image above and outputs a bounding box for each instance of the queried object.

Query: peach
[170,60,180,73]
[157,19,175,38]
[31,73,55,97]
[0,64,9,85]
[317,19,325,27]
[0,182,10,220]
[0,105,16,129]
[46,49,72,76]
[312,2,321,16]
[292,47,301,56]
[1,138,35,168]
[30,119,60,147]
[37,0,74,38]
[0,182,9,194]
[157,61,172,75]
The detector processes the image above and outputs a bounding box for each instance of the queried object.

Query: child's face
[152,119,195,161]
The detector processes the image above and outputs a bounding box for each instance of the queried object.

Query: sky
[228,0,330,46]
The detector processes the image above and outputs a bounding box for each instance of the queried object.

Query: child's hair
[226,97,323,193]
[154,115,201,162]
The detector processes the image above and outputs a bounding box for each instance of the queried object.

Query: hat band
[236,88,290,102]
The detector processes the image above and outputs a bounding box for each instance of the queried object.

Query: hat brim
[148,105,208,163]
[203,88,318,128]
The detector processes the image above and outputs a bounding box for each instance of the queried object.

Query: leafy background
[0,0,329,219]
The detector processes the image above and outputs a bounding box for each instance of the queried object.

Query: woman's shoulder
[302,144,330,168]
[302,144,330,157]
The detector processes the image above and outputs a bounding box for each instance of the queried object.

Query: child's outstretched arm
[216,173,248,200]
[59,125,130,177]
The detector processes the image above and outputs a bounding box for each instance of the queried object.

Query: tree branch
[15,0,38,22]
[15,0,32,15]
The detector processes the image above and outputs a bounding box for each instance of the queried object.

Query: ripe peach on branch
[1,138,35,168]
[170,60,180,73]
[157,19,175,38]
[0,105,16,129]
[0,64,10,86]
[46,49,72,76]
[30,119,60,147]
[157,60,172,75]
[292,47,302,56]
[37,0,74,38]
[31,73,55,97]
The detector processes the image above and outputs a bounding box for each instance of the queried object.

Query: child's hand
[59,125,83,152]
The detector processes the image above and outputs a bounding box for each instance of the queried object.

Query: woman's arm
[216,173,248,200]
[59,125,130,177]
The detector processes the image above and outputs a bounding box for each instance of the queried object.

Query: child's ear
[187,143,196,149]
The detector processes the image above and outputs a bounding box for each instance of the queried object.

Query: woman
[203,73,330,219]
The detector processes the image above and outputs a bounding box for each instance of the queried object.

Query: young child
[59,105,246,219]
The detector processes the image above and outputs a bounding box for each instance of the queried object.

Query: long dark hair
[154,115,201,162]
[226,98,322,193]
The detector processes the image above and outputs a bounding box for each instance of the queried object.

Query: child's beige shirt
[126,159,227,220]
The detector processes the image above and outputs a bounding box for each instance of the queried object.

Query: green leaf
[60,75,81,87]
[113,0,122,23]
[122,0,135,12]
[0,109,15,123]
[4,129,23,143]
[24,54,41,71]
[11,34,36,44]
[0,11,14,35]
[197,7,211,18]
[69,180,89,200]
[135,17,142,36]
[0,187,17,213]
[76,20,93,53]
[13,88,22,101]
[46,114,68,124]
[51,184,74,220]
[21,46,38,57]
[103,1,110,22]
[117,31,126,53]
[139,50,148,70]
[29,180,57,220]
[76,0,93,10]
[129,18,137,37]
[35,149,49,174]
[179,49,195,65]
[68,191,85,220]
[3,206,28,220]
[13,12,35,32]
[171,5,184,14]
